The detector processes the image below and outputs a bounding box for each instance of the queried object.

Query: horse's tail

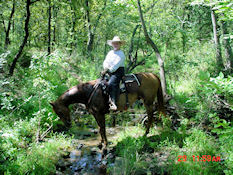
[157,78,166,116]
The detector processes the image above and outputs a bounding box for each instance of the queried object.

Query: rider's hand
[101,69,109,76]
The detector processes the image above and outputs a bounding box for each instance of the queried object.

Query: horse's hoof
[103,148,107,155]
[144,132,149,137]
[101,148,108,159]
[97,143,103,150]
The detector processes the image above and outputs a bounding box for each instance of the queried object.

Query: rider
[102,36,126,111]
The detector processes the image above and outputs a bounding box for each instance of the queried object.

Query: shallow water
[56,126,123,175]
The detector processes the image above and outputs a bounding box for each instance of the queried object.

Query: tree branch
[4,0,15,49]
[146,0,157,12]
[0,13,7,33]
[30,0,40,5]
[128,24,140,62]
[128,59,145,72]
[93,0,107,32]
[40,124,53,141]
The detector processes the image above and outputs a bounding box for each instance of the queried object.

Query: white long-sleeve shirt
[103,50,125,73]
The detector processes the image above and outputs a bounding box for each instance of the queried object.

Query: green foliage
[197,71,233,114]
[168,129,223,175]
[0,50,78,174]
[171,70,232,174]
[212,118,233,175]
[0,0,232,174]
[0,115,72,174]
[111,125,225,174]
[0,129,71,175]
[213,0,233,22]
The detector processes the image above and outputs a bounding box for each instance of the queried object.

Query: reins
[87,72,107,106]
[87,79,101,106]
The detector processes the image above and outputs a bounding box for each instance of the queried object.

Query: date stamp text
[178,155,221,162]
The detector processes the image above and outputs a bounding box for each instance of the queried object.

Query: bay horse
[50,72,165,152]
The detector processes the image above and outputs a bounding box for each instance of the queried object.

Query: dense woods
[0,0,232,174]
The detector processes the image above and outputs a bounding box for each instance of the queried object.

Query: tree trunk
[86,0,107,55]
[126,24,143,73]
[85,0,92,53]
[181,10,186,54]
[70,4,77,51]
[211,9,223,69]
[137,0,167,96]
[221,21,233,72]
[0,13,6,34]
[4,0,15,49]
[9,0,31,75]
[48,0,51,55]
[53,4,56,45]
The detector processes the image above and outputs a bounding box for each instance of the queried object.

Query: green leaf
[199,71,210,81]
[218,72,224,79]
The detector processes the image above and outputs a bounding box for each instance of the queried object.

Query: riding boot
[109,87,118,111]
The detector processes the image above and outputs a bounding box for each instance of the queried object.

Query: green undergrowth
[110,125,225,175]
[109,64,232,175]
[1,45,232,175]
[0,50,91,175]
[0,116,72,175]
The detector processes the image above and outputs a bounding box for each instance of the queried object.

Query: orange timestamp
[178,155,221,162]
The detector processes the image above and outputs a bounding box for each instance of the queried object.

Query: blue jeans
[108,67,125,103]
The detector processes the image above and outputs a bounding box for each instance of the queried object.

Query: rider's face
[112,42,121,50]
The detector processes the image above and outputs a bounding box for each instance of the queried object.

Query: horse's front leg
[94,114,108,156]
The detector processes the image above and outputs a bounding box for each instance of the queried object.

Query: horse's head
[50,101,71,128]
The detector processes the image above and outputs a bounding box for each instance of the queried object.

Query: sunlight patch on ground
[113,125,159,144]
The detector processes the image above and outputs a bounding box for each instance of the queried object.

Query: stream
[55,126,122,175]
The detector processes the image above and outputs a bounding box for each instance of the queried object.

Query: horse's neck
[59,83,92,106]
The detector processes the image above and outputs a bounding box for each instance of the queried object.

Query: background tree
[3,0,15,49]
[221,21,233,72]
[9,0,32,75]
[47,0,52,55]
[0,0,232,174]
[137,0,167,96]
[211,8,223,69]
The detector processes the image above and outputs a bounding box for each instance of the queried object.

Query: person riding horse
[102,36,126,111]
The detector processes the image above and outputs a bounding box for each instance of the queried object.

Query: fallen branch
[40,124,53,140]
[10,96,33,115]
[129,113,147,117]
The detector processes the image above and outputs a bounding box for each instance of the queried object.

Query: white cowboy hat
[107,36,126,46]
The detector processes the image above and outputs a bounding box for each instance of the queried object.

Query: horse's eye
[57,111,62,115]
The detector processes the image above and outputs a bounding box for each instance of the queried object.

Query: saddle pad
[122,74,141,86]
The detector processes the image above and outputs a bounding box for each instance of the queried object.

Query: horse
[50,72,165,152]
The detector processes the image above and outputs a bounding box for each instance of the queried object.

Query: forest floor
[1,49,232,175]
[54,103,228,175]
[55,108,181,175]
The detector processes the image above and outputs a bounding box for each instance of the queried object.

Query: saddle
[120,74,141,93]
[101,74,141,96]
[87,74,141,109]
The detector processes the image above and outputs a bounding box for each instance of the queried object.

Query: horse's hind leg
[144,104,154,136]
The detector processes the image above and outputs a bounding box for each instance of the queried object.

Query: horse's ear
[50,102,55,108]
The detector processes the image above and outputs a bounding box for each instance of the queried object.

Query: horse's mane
[58,80,98,106]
